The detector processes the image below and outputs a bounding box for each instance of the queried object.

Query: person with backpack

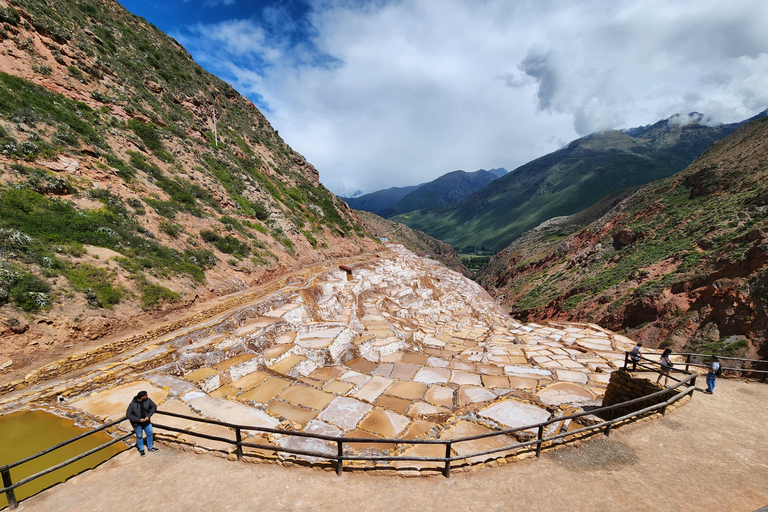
[656,348,673,386]
[705,355,721,394]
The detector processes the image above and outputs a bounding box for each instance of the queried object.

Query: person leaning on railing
[126,391,159,456]
[630,342,643,371]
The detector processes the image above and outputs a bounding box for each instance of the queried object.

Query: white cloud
[175,0,768,194]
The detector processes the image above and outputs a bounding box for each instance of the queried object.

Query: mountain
[353,210,470,276]
[342,167,506,218]
[392,113,766,253]
[341,184,422,215]
[380,169,504,218]
[0,0,376,374]
[476,116,768,359]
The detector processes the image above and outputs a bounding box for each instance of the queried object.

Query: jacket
[126,397,157,427]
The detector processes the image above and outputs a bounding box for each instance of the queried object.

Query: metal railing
[1,356,700,508]
[0,417,132,510]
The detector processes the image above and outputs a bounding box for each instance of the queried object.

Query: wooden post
[536,425,544,458]
[336,440,343,476]
[685,354,691,372]
[604,409,615,437]
[1,466,17,510]
[443,442,452,478]
[235,427,243,462]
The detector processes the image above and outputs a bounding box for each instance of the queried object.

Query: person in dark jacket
[126,390,158,456]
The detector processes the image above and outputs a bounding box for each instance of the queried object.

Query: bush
[140,283,181,309]
[65,264,123,308]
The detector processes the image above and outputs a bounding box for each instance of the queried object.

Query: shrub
[140,283,181,309]
[65,263,123,308]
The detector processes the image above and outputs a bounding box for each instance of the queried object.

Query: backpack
[715,363,723,377]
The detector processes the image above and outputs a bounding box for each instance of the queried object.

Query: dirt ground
[15,378,768,512]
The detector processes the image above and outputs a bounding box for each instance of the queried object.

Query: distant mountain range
[341,168,507,217]
[391,112,767,253]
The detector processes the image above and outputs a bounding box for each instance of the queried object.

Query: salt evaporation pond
[0,410,124,506]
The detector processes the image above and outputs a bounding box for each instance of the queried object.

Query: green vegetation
[65,263,123,308]
[140,283,181,309]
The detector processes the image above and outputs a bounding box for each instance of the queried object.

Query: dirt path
[16,378,768,512]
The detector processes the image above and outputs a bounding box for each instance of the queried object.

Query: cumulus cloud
[173,0,768,194]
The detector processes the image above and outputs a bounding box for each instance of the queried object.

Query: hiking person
[126,390,158,456]
[705,355,721,394]
[656,348,673,386]
[630,342,643,371]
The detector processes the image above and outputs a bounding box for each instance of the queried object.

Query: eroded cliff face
[0,0,377,376]
[478,117,768,359]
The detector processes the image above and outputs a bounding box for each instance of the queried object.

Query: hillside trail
[17,378,768,512]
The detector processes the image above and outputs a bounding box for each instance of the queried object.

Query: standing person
[656,348,673,386]
[630,342,643,371]
[705,356,721,394]
[126,390,158,456]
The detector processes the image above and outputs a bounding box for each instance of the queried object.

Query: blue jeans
[134,423,154,451]
[706,373,717,393]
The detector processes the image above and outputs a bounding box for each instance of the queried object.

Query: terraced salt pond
[24,244,656,471]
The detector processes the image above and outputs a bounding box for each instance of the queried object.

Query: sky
[118,0,768,196]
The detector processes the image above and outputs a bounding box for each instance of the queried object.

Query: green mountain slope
[477,116,768,358]
[380,169,503,218]
[394,114,764,253]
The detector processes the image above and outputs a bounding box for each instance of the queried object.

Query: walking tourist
[630,342,643,371]
[656,348,673,386]
[126,390,158,456]
[705,356,721,394]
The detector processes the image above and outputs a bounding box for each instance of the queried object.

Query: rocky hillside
[352,210,469,276]
[477,117,768,359]
[0,0,377,375]
[394,113,764,253]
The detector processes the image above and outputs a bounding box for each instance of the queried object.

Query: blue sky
[118,0,768,196]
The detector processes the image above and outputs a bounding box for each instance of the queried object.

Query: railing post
[443,442,452,478]
[763,361,767,384]
[235,427,243,462]
[623,352,628,370]
[535,425,544,458]
[689,374,696,397]
[1,465,18,510]
[604,409,615,437]
[685,354,691,372]
[336,439,343,476]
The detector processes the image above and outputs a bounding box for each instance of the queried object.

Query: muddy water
[0,410,125,507]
